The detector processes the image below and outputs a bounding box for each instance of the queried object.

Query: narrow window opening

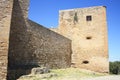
[86,15,92,21]
[71,63,75,65]
[86,36,92,40]
[82,61,89,64]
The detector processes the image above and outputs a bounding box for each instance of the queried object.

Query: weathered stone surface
[51,6,109,73]
[37,73,57,79]
[31,67,50,74]
[0,0,13,80]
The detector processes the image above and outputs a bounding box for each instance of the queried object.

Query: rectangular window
[86,15,92,21]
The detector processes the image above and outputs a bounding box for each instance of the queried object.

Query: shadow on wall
[7,0,71,80]
[7,0,32,79]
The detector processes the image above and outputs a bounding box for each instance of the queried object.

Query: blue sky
[28,0,120,61]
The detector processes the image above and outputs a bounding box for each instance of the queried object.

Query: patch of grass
[18,68,107,80]
[50,68,105,79]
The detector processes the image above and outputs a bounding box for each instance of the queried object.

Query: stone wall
[52,6,109,73]
[7,0,71,80]
[8,0,30,79]
[28,20,71,68]
[0,0,13,80]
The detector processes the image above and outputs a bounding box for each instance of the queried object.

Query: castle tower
[58,6,109,73]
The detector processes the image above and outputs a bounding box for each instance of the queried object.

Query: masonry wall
[28,20,71,69]
[0,0,13,80]
[7,0,71,80]
[52,6,109,73]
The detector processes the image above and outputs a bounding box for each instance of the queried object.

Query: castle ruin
[0,0,109,80]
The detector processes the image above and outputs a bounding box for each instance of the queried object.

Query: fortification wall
[7,0,71,80]
[28,20,71,69]
[0,0,13,80]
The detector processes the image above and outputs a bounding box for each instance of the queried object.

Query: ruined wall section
[58,6,109,73]
[0,0,13,80]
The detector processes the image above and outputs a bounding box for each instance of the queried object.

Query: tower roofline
[59,6,106,13]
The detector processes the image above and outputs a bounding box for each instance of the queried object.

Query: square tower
[58,6,109,73]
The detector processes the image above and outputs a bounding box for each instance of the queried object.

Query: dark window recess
[86,36,92,40]
[71,63,75,65]
[82,61,89,64]
[86,15,92,21]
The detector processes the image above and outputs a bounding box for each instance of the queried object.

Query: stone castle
[0,0,109,80]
